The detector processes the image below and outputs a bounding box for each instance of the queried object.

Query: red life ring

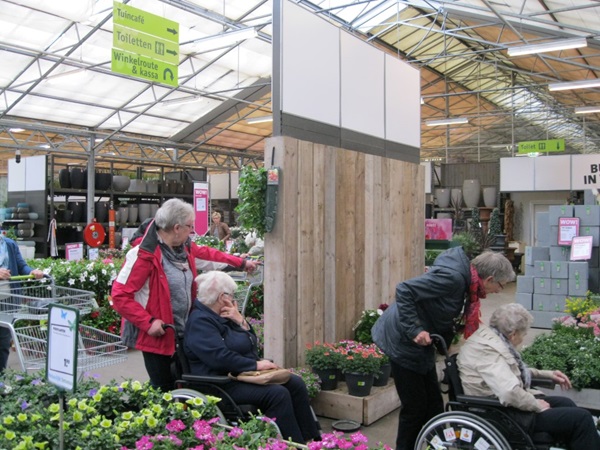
[83,220,106,248]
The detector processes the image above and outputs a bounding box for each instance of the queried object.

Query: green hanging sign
[517,139,565,154]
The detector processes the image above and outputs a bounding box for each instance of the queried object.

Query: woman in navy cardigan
[0,235,43,371]
[183,271,321,444]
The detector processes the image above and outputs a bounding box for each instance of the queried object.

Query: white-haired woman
[458,303,600,448]
[184,271,321,444]
[112,198,258,391]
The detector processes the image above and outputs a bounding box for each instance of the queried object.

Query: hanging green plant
[235,166,267,238]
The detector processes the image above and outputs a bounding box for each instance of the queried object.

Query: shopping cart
[0,275,127,377]
[230,259,263,316]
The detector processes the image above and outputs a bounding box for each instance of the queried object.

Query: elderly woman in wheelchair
[182,270,321,445]
[452,303,599,449]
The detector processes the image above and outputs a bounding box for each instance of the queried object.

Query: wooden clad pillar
[264,136,424,368]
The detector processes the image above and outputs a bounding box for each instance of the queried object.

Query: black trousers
[534,395,600,448]
[222,374,321,444]
[142,351,175,392]
[390,361,444,450]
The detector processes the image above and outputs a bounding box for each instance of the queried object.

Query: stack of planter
[515,204,599,328]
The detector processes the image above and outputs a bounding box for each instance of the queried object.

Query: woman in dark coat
[372,247,514,450]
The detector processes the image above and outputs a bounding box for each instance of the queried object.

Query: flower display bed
[311,378,399,425]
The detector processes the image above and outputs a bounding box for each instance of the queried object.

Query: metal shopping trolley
[0,275,127,377]
[229,259,264,316]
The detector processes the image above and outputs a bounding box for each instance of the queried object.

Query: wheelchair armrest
[455,394,505,407]
[531,377,556,389]
[181,374,231,384]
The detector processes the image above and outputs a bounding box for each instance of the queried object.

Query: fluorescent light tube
[549,79,600,91]
[507,37,588,57]
[247,115,273,124]
[187,28,258,53]
[425,117,469,126]
[575,106,600,114]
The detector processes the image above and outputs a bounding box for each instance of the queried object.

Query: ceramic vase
[95,201,109,223]
[95,172,112,191]
[69,168,85,189]
[138,203,151,222]
[146,180,159,193]
[435,188,451,208]
[58,168,71,188]
[112,175,130,192]
[68,202,84,223]
[483,187,498,208]
[451,189,463,208]
[462,179,481,208]
[345,372,374,397]
[128,205,138,223]
[118,206,129,225]
[150,203,159,218]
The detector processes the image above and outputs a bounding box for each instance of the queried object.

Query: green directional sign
[113,25,178,65]
[113,2,178,42]
[112,49,178,87]
[112,1,179,87]
[518,139,565,154]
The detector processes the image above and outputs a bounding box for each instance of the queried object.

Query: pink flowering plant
[336,341,384,375]
[305,342,342,370]
[553,294,600,337]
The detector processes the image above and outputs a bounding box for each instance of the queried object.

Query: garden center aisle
[6,280,543,448]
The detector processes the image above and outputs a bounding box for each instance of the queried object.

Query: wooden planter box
[311,379,400,425]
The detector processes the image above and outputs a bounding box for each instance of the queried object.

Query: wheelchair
[165,324,321,435]
[414,334,566,450]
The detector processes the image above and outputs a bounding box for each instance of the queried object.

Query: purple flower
[20,400,29,410]
[168,435,182,445]
[135,436,154,450]
[31,379,42,386]
[15,375,23,381]
[166,419,186,432]
[228,427,244,438]
[350,432,368,445]
[89,388,98,397]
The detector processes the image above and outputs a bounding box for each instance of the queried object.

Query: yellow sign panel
[112,1,179,87]
[113,25,178,65]
[111,49,178,87]
[518,139,565,153]
[113,2,178,42]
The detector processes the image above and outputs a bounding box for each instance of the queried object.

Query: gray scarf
[159,237,190,271]
[490,325,531,389]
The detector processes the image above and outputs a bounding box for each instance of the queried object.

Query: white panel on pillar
[500,157,535,191]
[385,54,420,147]
[340,32,385,138]
[281,1,340,126]
[572,154,600,190]
[534,155,571,191]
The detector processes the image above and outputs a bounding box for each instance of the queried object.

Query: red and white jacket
[111,221,246,355]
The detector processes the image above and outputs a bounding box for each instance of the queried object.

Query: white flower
[89,275,97,282]
[79,275,86,282]
[102,269,107,276]
[68,278,75,286]
[377,309,383,315]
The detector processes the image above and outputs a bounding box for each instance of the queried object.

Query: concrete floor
[6,280,546,448]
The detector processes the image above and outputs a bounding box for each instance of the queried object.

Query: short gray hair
[471,251,515,284]
[154,198,194,231]
[195,271,237,306]
[489,303,533,336]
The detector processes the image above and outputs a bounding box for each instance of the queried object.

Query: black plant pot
[95,201,108,223]
[58,168,71,189]
[70,168,85,189]
[95,172,112,191]
[68,202,84,223]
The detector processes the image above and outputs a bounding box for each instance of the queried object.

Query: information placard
[46,305,79,392]
[558,217,579,245]
[570,236,593,261]
[65,242,84,261]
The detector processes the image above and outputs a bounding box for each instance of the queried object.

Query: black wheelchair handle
[429,333,449,356]
[162,323,176,332]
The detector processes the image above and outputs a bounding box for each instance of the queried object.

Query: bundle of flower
[336,341,384,375]
[0,370,392,449]
[352,305,389,344]
[553,295,600,337]
[305,342,341,371]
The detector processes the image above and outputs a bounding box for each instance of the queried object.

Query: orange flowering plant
[305,342,341,370]
[336,340,384,375]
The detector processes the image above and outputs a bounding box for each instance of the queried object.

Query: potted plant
[305,342,341,390]
[337,341,384,397]
[353,305,389,345]
[290,367,322,399]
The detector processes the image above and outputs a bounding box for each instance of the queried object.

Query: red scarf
[464,265,486,339]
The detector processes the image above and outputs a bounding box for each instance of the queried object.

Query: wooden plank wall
[264,136,425,367]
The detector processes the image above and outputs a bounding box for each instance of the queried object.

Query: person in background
[458,303,600,448]
[372,247,514,450]
[184,270,321,444]
[0,235,44,372]
[111,198,258,391]
[208,211,230,242]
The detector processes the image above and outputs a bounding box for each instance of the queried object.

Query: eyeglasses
[222,292,234,298]
[496,280,504,290]
[181,223,194,231]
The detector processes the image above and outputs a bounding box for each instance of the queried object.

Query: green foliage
[425,249,443,266]
[522,327,600,390]
[244,284,264,319]
[235,166,267,238]
[488,207,503,236]
[192,234,225,251]
[451,232,481,259]
[289,367,322,399]
[2,226,17,240]
[305,342,341,370]
[565,294,597,318]
[353,308,387,344]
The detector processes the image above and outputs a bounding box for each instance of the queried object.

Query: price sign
[46,305,80,391]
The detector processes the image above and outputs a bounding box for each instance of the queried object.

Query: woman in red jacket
[111,198,257,391]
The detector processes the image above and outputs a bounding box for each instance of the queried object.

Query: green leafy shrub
[235,166,267,238]
[353,306,388,344]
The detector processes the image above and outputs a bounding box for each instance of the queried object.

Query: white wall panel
[500,157,534,191]
[572,154,600,190]
[534,155,571,191]
[8,159,25,192]
[281,1,340,126]
[385,55,420,147]
[340,32,385,138]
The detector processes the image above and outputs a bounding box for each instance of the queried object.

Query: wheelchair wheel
[415,411,512,449]
[170,388,228,425]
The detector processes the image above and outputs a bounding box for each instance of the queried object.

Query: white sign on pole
[46,305,79,392]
